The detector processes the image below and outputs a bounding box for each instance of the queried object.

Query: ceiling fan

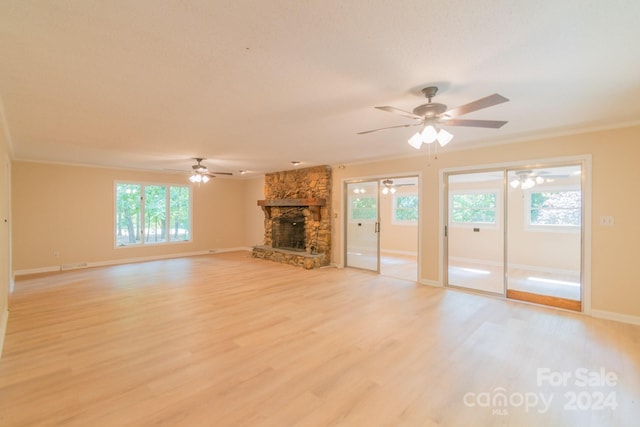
[187,158,232,183]
[509,169,570,190]
[381,178,414,194]
[358,86,509,149]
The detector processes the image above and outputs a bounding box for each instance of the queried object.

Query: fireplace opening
[272,215,306,252]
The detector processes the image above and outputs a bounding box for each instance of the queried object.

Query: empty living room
[1,2,639,426]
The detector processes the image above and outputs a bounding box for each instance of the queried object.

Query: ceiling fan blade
[442,119,508,129]
[207,171,233,176]
[357,123,422,135]
[375,106,423,120]
[444,94,509,118]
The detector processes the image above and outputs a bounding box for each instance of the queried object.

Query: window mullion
[165,186,171,242]
[140,185,145,243]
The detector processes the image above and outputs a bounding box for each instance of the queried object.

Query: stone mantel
[257,198,326,220]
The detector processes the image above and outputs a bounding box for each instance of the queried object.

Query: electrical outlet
[53,250,60,257]
[599,216,614,227]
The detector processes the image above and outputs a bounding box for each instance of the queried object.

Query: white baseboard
[507,263,579,277]
[381,249,418,257]
[214,246,253,253]
[13,266,60,276]
[591,309,640,326]
[420,279,442,287]
[13,247,254,277]
[449,256,579,276]
[449,256,502,267]
[0,309,8,360]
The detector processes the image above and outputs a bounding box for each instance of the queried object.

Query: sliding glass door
[445,171,505,294]
[445,163,584,311]
[345,180,380,272]
[506,165,582,311]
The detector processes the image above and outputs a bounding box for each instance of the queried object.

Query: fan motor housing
[413,102,447,118]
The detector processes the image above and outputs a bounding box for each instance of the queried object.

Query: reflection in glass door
[445,171,505,294]
[506,165,582,311]
[345,180,380,272]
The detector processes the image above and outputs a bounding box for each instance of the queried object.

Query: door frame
[439,155,592,313]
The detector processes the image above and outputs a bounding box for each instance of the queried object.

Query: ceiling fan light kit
[408,125,454,149]
[189,173,210,183]
[381,186,396,194]
[185,158,233,183]
[509,170,554,190]
[359,86,509,151]
[381,178,397,194]
[408,132,423,149]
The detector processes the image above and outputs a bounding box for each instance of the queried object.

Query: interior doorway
[345,176,419,281]
[444,162,584,311]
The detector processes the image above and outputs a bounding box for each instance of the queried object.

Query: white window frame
[525,185,581,233]
[391,193,419,225]
[449,189,500,229]
[114,181,193,248]
[348,195,377,224]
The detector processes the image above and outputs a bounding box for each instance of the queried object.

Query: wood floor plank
[1,251,639,426]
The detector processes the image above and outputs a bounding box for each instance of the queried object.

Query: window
[392,194,418,224]
[349,196,377,222]
[115,182,191,246]
[450,191,498,225]
[527,188,581,230]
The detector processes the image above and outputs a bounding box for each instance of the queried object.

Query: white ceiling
[1,1,639,177]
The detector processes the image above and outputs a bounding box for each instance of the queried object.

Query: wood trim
[257,198,326,207]
[258,198,325,220]
[507,289,581,312]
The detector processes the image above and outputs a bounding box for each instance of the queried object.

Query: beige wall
[447,178,504,264]
[11,162,260,271]
[379,185,418,254]
[244,176,267,247]
[447,176,580,271]
[331,125,640,318]
[507,177,581,272]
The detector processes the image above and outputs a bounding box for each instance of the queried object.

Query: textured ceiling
[1,1,639,176]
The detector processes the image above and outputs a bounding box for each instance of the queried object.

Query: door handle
[375,222,380,233]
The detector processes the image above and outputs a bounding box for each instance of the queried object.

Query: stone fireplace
[252,165,331,269]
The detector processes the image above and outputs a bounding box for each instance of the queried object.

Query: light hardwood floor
[1,251,639,426]
[346,251,417,282]
[380,253,417,282]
